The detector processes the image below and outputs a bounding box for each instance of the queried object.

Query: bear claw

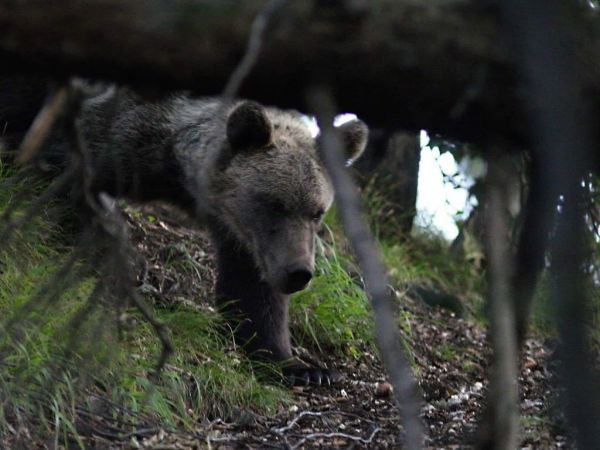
[283,366,340,387]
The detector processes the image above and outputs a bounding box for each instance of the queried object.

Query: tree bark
[2,0,590,146]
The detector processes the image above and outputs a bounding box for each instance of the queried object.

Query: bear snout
[281,264,313,294]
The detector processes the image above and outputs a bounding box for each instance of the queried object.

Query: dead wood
[2,0,599,146]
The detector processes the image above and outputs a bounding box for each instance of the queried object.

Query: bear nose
[283,265,313,294]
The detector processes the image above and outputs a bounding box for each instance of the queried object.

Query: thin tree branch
[0,0,559,141]
[475,151,519,450]
[64,80,174,376]
[512,158,554,348]
[290,428,380,449]
[222,0,288,99]
[0,167,74,245]
[14,85,67,165]
[307,86,424,450]
[499,1,600,447]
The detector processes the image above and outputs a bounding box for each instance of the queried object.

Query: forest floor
[99,203,572,450]
[0,194,575,449]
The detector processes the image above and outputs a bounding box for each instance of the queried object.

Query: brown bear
[1,84,369,385]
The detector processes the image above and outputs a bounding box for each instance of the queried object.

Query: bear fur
[1,83,369,385]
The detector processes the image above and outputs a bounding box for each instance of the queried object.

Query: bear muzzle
[280,263,314,294]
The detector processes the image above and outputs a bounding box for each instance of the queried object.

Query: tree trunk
[3,0,595,147]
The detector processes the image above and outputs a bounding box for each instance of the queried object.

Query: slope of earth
[105,203,572,450]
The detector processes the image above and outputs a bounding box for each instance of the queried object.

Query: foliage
[359,176,485,318]
[0,168,287,444]
[291,226,373,356]
[0,163,492,446]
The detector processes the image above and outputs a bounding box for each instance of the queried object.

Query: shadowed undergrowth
[0,167,287,445]
[0,164,491,447]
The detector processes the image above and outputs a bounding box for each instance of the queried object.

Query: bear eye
[311,209,325,222]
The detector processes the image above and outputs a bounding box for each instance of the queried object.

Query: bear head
[210,101,368,295]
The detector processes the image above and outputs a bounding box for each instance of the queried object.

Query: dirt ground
[88,203,572,449]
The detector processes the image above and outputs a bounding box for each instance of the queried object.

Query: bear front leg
[214,238,293,361]
[213,238,337,386]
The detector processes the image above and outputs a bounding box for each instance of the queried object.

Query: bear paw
[282,364,342,387]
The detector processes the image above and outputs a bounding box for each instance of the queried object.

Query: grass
[0,165,430,444]
[290,176,486,372]
[0,167,288,445]
[291,230,373,357]
[0,161,490,446]
[360,175,484,305]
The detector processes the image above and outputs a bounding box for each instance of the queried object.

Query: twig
[273,411,325,434]
[0,167,74,245]
[14,85,68,165]
[271,410,380,450]
[290,427,380,450]
[307,86,424,450]
[196,0,289,219]
[0,166,48,221]
[475,151,519,449]
[500,0,600,447]
[93,192,174,377]
[512,157,554,348]
[222,0,288,99]
[65,81,174,375]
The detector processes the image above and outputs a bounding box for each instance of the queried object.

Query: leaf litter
[28,203,577,449]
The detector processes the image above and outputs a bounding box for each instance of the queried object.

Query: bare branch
[0,0,559,142]
[14,86,67,166]
[0,167,73,244]
[290,428,380,449]
[61,80,174,375]
[94,193,174,376]
[475,151,519,450]
[273,411,326,434]
[307,86,424,450]
[222,0,288,99]
[499,0,600,447]
[512,157,554,348]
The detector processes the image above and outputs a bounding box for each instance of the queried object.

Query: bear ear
[336,119,369,166]
[226,101,272,152]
